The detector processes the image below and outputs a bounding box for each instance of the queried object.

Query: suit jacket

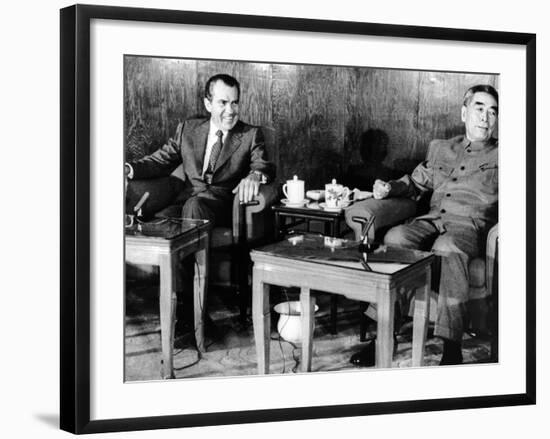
[130,118,276,203]
[389,135,498,226]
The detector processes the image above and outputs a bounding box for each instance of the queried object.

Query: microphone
[133,191,150,217]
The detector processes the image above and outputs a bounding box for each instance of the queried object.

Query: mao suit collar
[460,135,497,151]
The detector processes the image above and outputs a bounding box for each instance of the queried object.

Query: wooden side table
[272,203,346,239]
[251,235,434,373]
[125,218,211,379]
[271,203,348,334]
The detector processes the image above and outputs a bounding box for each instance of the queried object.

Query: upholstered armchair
[125,165,281,322]
[344,198,498,352]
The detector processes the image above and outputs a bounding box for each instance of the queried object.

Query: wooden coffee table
[125,217,211,379]
[272,202,350,334]
[251,234,434,373]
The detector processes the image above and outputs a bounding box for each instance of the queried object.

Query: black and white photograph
[123,56,500,382]
[3,0,549,437]
[51,1,540,436]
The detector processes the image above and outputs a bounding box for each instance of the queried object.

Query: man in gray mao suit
[351,84,498,366]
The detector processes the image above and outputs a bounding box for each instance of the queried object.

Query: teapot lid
[331,179,337,184]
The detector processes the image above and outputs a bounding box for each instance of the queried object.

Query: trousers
[384,217,484,341]
[155,191,232,317]
[156,191,233,227]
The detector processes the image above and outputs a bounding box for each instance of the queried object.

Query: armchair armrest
[232,182,281,242]
[485,223,498,297]
[344,198,417,241]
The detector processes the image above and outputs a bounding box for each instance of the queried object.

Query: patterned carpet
[125,281,495,382]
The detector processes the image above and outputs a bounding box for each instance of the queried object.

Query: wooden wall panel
[125,57,199,159]
[271,64,297,186]
[356,69,422,172]
[272,65,350,188]
[124,57,499,191]
[234,62,273,128]
[342,68,361,164]
[271,64,301,185]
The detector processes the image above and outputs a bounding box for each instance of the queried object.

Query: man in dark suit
[125,73,276,226]
[351,84,498,366]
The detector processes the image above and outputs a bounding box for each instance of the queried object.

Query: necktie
[204,130,223,184]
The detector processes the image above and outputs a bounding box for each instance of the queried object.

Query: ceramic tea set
[281,176,360,212]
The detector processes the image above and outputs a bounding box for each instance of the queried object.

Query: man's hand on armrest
[373,179,392,199]
[344,197,417,241]
[232,172,263,204]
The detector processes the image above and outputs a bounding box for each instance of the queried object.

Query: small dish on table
[306,190,325,201]
[319,202,343,213]
[281,198,308,208]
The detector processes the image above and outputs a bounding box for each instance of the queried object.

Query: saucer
[319,202,342,212]
[281,198,308,208]
[306,202,322,210]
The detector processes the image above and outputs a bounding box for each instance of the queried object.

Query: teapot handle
[342,187,350,200]
[282,183,289,199]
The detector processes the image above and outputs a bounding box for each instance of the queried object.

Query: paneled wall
[125,56,498,189]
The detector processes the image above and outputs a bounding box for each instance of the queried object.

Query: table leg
[412,268,431,367]
[328,219,338,334]
[274,212,282,239]
[330,296,338,334]
[376,286,396,368]
[159,253,177,379]
[324,221,332,236]
[194,240,209,353]
[300,288,315,372]
[252,267,270,374]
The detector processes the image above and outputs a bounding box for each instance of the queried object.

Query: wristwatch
[249,170,267,184]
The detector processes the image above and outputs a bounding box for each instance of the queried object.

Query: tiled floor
[125,281,495,382]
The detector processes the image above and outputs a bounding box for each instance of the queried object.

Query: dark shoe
[175,311,222,342]
[175,315,193,336]
[175,296,192,333]
[350,335,399,367]
[350,340,376,367]
[439,339,463,365]
[204,314,223,341]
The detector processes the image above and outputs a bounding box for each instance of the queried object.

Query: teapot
[324,179,350,208]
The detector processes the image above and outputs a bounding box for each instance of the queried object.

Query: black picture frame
[60,4,536,434]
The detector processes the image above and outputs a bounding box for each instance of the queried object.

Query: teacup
[283,175,305,204]
[325,179,350,208]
